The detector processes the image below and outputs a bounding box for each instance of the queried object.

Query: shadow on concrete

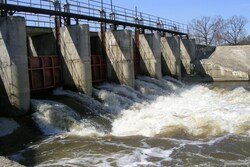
[187,44,216,82]
[105,30,134,86]
[28,33,57,56]
[59,25,91,93]
[138,34,160,78]
[161,37,179,78]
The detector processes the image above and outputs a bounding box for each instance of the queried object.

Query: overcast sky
[112,0,250,34]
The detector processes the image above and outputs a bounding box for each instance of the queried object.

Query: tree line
[188,16,249,46]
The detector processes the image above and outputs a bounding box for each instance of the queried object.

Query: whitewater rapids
[31,76,250,138]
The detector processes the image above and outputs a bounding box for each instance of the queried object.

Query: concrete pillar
[60,24,92,96]
[0,16,30,115]
[139,33,162,79]
[105,30,135,88]
[180,38,196,75]
[161,36,182,79]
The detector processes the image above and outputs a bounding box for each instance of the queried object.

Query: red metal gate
[28,56,61,91]
[91,55,107,83]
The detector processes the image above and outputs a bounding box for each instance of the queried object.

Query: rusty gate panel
[28,56,61,91]
[91,55,107,84]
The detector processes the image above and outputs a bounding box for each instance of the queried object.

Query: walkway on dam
[0,0,188,37]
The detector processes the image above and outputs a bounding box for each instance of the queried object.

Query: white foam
[112,84,250,137]
[0,117,19,136]
[31,100,104,136]
[34,146,173,167]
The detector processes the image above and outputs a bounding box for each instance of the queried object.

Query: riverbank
[0,156,24,167]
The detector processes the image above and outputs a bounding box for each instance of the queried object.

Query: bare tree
[188,16,224,45]
[238,35,250,45]
[222,16,248,45]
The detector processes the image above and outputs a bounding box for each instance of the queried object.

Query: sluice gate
[28,56,61,91]
[91,55,107,84]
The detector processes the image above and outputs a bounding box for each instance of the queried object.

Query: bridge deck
[0,0,188,37]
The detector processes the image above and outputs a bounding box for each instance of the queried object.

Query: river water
[9,76,250,167]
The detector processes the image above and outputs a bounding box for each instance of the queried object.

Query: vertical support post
[134,27,140,76]
[0,0,7,17]
[63,0,71,26]
[100,4,106,55]
[53,0,61,55]
[109,0,116,30]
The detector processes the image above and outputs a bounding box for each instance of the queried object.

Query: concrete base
[105,30,135,88]
[0,16,30,115]
[161,36,181,79]
[139,33,162,79]
[60,25,92,96]
[195,60,249,81]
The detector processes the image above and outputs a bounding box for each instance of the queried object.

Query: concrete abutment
[139,33,162,79]
[0,16,30,115]
[60,25,92,96]
[105,30,135,88]
[161,36,182,80]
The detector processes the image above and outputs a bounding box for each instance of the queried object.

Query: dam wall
[60,25,92,96]
[0,17,30,115]
[194,45,250,81]
[139,33,162,79]
[2,16,249,115]
[105,30,135,87]
[161,36,181,79]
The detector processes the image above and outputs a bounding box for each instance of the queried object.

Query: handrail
[0,0,188,35]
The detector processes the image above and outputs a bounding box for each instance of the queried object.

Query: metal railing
[1,0,188,33]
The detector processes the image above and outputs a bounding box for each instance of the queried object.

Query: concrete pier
[0,17,30,115]
[60,25,92,95]
[161,36,181,79]
[139,33,162,79]
[180,39,196,75]
[105,30,135,87]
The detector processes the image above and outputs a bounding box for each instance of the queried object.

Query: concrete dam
[0,0,249,116]
[1,1,250,166]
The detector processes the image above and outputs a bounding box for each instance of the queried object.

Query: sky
[112,0,250,34]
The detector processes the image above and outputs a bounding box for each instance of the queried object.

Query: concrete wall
[0,16,30,115]
[90,32,103,55]
[60,24,92,96]
[194,45,250,81]
[105,30,135,88]
[28,33,57,56]
[180,39,195,75]
[195,44,216,60]
[139,33,162,79]
[161,36,181,79]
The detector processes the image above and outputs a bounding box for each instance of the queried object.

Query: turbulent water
[9,76,250,166]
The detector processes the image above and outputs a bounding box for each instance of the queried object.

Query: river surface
[8,76,250,167]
